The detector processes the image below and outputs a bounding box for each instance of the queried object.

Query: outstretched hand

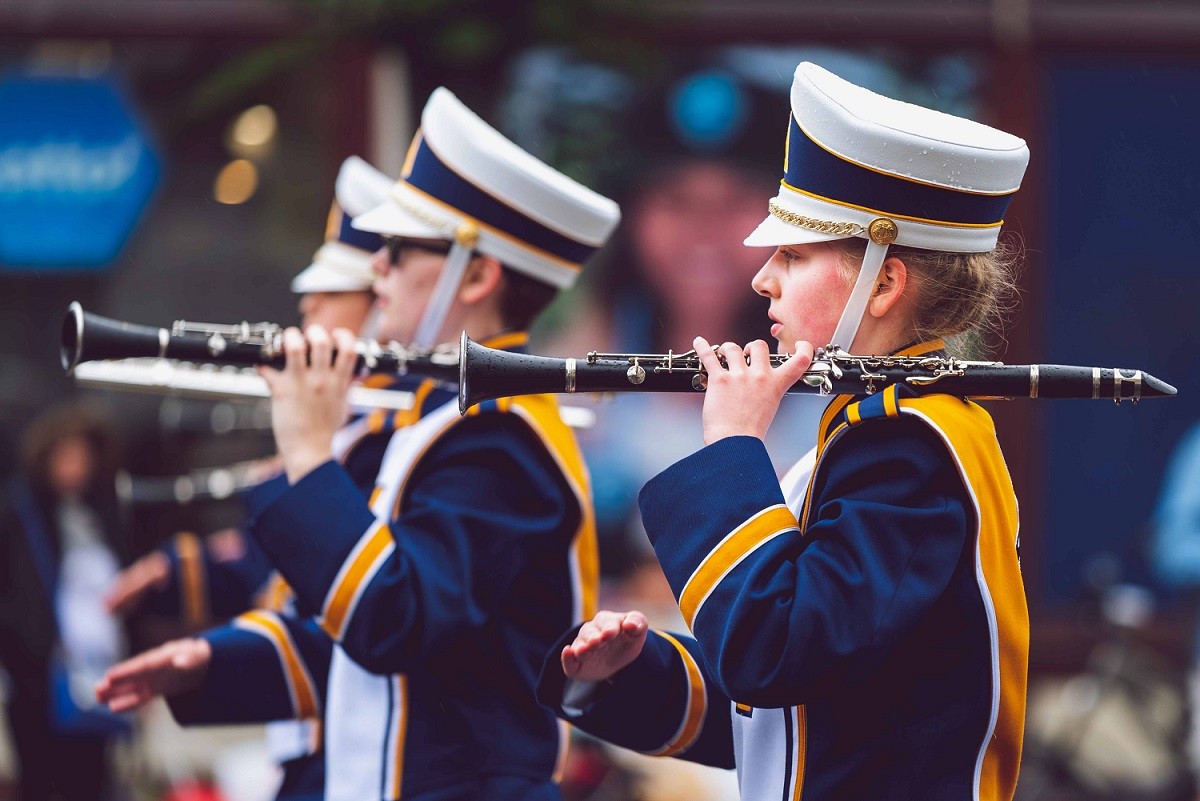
[561,610,649,683]
[94,638,212,713]
[693,336,814,445]
[104,550,171,616]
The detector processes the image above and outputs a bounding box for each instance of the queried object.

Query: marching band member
[104,155,394,629]
[538,61,1031,800]
[99,88,620,801]
[97,155,394,801]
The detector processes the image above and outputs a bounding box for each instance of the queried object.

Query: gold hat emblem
[868,218,898,245]
[455,220,480,249]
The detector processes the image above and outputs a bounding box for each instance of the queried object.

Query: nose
[370,247,390,278]
[298,293,316,316]
[751,260,776,298]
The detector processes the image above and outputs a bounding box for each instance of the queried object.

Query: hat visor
[743,214,849,248]
[352,201,446,240]
[291,264,374,294]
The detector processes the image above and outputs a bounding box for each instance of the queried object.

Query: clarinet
[61,302,460,383]
[114,459,275,506]
[457,332,1177,414]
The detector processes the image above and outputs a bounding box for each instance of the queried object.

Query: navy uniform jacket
[540,342,1028,800]
[172,335,597,801]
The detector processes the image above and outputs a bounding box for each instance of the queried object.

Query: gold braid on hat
[768,199,864,238]
[389,186,479,248]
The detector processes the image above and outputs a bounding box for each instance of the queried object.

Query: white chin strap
[829,239,889,354]
[411,236,474,349]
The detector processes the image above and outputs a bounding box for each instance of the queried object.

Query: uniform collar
[357,330,530,433]
[817,338,946,446]
[479,330,529,353]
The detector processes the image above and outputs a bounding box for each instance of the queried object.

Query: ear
[457,255,504,306]
[868,255,907,319]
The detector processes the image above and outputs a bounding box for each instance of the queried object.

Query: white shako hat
[291,156,393,294]
[352,87,621,347]
[745,62,1030,353]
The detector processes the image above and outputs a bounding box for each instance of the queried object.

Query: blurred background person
[0,403,130,801]
[518,51,829,595]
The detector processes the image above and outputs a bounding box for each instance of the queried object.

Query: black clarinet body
[457,332,1176,413]
[61,302,460,383]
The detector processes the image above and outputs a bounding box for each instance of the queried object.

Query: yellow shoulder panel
[897,394,1027,801]
[506,394,599,622]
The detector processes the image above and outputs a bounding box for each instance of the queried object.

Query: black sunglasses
[383,236,453,267]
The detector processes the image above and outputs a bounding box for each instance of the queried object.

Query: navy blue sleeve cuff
[168,625,295,725]
[141,543,183,617]
[536,626,694,754]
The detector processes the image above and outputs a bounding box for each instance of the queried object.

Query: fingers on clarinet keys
[691,336,718,390]
[717,342,744,372]
[282,327,306,368]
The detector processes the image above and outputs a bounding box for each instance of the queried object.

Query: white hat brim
[351,200,446,240]
[744,181,1002,252]
[291,263,373,294]
[742,214,846,249]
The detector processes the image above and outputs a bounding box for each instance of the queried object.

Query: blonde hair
[833,234,1023,357]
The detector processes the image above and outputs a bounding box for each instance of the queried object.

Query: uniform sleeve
[536,627,734,769]
[143,530,273,624]
[1151,424,1200,588]
[167,611,331,726]
[248,413,579,675]
[638,422,970,708]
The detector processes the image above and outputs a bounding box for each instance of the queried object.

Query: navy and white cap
[291,156,393,294]
[747,62,1029,351]
[352,88,620,347]
[355,88,620,288]
[747,62,1029,254]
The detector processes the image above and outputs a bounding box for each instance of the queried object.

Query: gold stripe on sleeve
[646,632,707,757]
[678,505,798,630]
[176,532,208,628]
[319,522,395,641]
[235,610,320,719]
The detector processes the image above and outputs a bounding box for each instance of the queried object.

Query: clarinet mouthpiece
[1143,373,1177,398]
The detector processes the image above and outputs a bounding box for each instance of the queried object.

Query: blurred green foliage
[183,0,660,124]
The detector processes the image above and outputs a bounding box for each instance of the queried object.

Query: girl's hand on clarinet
[561,610,649,682]
[693,336,814,445]
[259,325,359,483]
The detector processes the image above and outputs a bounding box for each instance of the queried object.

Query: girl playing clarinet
[539,61,1030,800]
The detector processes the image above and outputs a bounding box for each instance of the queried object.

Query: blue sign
[0,75,160,271]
